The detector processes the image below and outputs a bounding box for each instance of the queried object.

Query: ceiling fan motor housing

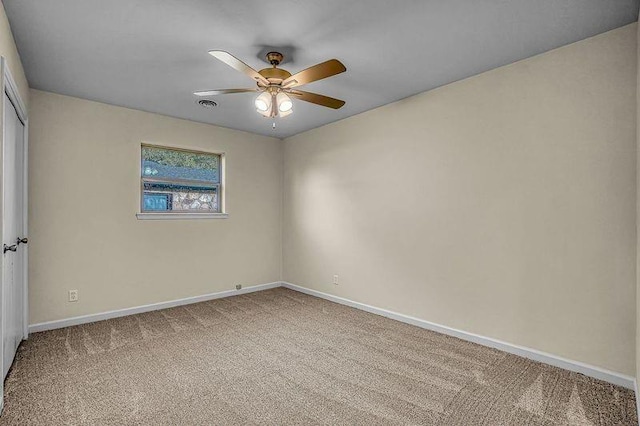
[258,67,291,86]
[257,52,291,86]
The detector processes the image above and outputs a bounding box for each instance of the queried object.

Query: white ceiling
[4,0,638,138]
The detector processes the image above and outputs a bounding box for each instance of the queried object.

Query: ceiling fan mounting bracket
[266,51,284,66]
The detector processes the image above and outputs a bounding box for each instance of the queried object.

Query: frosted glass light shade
[277,92,293,112]
[255,92,271,112]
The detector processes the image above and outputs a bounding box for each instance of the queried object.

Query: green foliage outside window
[142,145,219,170]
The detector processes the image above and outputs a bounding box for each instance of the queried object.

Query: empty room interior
[0,0,639,424]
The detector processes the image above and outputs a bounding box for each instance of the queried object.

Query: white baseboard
[28,282,281,333]
[281,282,635,390]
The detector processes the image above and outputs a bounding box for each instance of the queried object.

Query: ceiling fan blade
[208,50,269,85]
[287,90,345,109]
[194,88,258,96]
[282,59,346,88]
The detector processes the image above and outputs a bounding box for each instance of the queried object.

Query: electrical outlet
[235,284,242,290]
[68,289,78,302]
[333,274,339,285]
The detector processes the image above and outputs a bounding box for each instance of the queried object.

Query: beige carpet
[0,287,636,425]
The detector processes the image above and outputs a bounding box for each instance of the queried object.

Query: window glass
[141,145,221,213]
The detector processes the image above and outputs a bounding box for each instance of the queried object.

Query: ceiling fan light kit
[253,87,294,118]
[195,50,346,121]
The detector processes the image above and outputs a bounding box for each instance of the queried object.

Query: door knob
[16,237,27,246]
[3,244,17,253]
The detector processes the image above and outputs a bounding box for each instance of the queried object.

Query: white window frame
[136,142,227,220]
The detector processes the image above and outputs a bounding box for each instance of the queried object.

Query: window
[138,144,225,218]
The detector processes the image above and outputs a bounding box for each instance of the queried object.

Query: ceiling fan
[194,51,346,119]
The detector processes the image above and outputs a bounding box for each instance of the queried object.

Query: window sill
[136,212,229,220]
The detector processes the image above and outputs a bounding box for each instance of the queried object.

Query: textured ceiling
[4,0,639,138]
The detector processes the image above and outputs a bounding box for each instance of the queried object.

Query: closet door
[2,92,25,378]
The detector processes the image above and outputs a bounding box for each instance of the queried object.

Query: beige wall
[283,24,637,376]
[0,0,28,107]
[29,89,282,324]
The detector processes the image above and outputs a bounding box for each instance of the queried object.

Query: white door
[2,92,24,378]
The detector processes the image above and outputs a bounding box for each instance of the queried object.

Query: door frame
[0,56,28,414]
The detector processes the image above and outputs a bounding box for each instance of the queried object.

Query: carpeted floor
[0,287,636,425]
